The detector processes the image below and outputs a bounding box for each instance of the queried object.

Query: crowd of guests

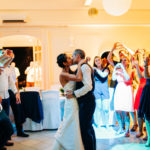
[0,50,29,150]
[0,43,150,150]
[93,42,150,147]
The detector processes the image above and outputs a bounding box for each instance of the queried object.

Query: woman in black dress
[133,54,150,147]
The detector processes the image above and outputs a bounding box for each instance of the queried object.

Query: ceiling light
[102,0,132,16]
[84,0,93,6]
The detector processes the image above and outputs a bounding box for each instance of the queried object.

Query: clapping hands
[6,49,14,59]
[144,56,150,66]
[131,56,138,66]
[112,42,124,51]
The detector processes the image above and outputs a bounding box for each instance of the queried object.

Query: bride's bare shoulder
[60,71,69,76]
[59,73,69,87]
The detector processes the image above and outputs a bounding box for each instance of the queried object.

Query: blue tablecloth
[20,91,43,123]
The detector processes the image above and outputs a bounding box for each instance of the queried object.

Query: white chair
[50,84,61,91]
[41,90,61,129]
[23,118,43,131]
[25,87,40,92]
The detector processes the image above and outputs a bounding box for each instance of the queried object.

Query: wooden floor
[7,127,149,150]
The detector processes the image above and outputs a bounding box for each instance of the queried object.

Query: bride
[52,53,85,150]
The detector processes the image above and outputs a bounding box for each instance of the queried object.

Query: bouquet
[59,88,65,96]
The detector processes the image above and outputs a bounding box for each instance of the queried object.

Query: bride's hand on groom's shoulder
[78,59,86,66]
[86,57,91,62]
[66,90,74,99]
[78,57,90,66]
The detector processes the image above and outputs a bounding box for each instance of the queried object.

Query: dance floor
[7,127,148,150]
[94,126,125,139]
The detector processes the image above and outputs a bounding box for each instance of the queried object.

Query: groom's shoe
[5,141,14,146]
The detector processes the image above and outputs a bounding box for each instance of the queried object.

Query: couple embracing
[52,49,96,150]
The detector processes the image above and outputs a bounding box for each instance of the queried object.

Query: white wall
[0,0,150,10]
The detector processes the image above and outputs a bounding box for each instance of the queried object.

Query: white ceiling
[0,0,150,10]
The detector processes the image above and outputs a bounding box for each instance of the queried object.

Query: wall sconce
[88,8,98,16]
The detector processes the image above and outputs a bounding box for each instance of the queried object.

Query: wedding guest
[130,66,139,132]
[8,66,29,137]
[0,67,20,146]
[133,54,150,147]
[10,62,20,79]
[131,50,146,138]
[107,43,127,128]
[112,57,134,137]
[25,61,35,87]
[93,56,110,128]
[0,96,14,150]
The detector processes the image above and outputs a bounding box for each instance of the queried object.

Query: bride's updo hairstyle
[57,53,67,68]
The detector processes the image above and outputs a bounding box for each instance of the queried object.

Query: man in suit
[66,49,96,150]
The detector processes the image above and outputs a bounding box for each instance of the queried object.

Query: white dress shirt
[25,67,35,82]
[0,104,2,112]
[15,67,20,78]
[9,66,17,83]
[0,67,17,99]
[74,64,93,98]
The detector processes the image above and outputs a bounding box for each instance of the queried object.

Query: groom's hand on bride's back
[66,90,74,99]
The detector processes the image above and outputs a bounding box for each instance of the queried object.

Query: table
[20,91,43,123]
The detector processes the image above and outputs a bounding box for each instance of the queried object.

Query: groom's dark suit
[74,63,96,150]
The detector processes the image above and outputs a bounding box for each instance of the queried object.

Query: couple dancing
[52,49,96,150]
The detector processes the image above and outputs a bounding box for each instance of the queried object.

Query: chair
[50,84,61,91]
[25,87,40,92]
[41,90,61,129]
[23,118,43,131]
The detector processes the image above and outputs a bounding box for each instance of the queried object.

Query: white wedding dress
[52,81,84,150]
[114,75,134,112]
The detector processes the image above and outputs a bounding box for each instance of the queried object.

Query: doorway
[0,35,42,89]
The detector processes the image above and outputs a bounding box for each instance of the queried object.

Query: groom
[66,49,96,150]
